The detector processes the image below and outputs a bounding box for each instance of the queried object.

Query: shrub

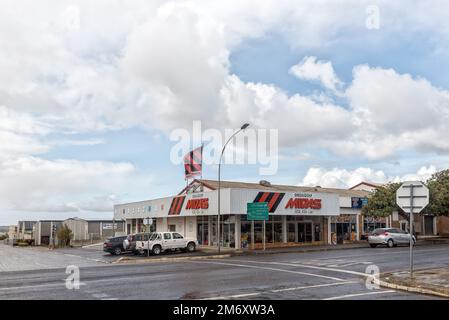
[57,224,73,247]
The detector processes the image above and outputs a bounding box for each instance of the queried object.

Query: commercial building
[114,179,371,249]
[31,218,126,246]
[17,221,37,241]
[34,220,63,245]
[8,225,18,239]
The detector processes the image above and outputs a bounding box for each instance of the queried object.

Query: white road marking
[270,281,356,293]
[192,260,347,281]
[63,253,110,264]
[299,259,372,268]
[323,290,396,300]
[202,281,356,300]
[92,293,109,299]
[203,292,260,300]
[215,259,368,278]
[293,246,449,262]
[0,282,86,291]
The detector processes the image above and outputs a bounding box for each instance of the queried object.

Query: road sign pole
[397,181,428,279]
[409,185,414,278]
[251,220,254,250]
[263,219,266,252]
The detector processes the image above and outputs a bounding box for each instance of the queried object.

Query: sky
[2,0,449,224]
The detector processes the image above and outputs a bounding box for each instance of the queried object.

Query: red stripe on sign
[268,192,280,212]
[192,149,202,163]
[259,192,270,203]
[168,199,176,215]
[175,196,184,215]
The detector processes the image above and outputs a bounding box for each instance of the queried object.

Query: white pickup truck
[135,232,198,255]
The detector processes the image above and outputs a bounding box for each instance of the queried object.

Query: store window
[288,223,296,242]
[168,224,176,232]
[210,216,218,246]
[197,216,209,245]
[274,222,283,243]
[314,224,321,241]
[254,222,263,243]
[240,216,252,249]
[222,215,235,248]
[149,220,157,233]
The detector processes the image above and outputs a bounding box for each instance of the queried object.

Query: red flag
[184,146,202,179]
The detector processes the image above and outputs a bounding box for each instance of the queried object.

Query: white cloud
[2,0,449,221]
[0,106,51,158]
[0,156,137,222]
[289,56,343,93]
[220,75,353,147]
[1,0,448,151]
[300,165,437,188]
[339,65,449,159]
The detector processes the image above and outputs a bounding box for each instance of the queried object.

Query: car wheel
[152,245,162,255]
[369,244,377,248]
[114,247,122,255]
[187,242,196,253]
[387,239,394,248]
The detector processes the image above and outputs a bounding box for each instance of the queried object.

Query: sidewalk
[236,242,369,255]
[202,237,449,256]
[381,267,449,298]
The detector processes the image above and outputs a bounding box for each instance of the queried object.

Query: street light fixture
[217,123,250,253]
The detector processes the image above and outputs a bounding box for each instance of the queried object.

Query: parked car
[123,233,149,255]
[368,228,416,248]
[103,235,128,255]
[135,232,198,255]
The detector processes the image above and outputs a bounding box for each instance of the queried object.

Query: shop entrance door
[288,223,296,242]
[336,223,350,243]
[297,222,313,242]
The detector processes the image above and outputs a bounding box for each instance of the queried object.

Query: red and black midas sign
[285,198,322,209]
[168,196,186,215]
[186,198,209,210]
[253,192,285,213]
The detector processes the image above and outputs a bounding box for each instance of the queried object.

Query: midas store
[114,179,370,249]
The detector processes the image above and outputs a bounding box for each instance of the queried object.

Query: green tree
[57,224,73,247]
[361,182,402,217]
[425,169,449,216]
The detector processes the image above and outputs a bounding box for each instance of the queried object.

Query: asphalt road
[1,243,449,300]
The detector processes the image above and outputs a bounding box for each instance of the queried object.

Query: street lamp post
[217,123,250,253]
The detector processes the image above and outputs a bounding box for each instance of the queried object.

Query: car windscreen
[371,229,386,235]
[149,233,160,241]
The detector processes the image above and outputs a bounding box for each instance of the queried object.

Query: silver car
[368,228,416,248]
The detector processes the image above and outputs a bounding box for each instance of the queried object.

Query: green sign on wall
[247,202,269,221]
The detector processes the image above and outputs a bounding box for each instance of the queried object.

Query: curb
[379,278,449,299]
[113,254,232,264]
[379,280,449,299]
[234,244,369,256]
[231,239,449,256]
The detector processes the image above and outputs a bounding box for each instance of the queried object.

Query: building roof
[348,181,383,190]
[190,179,370,198]
[64,217,87,222]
